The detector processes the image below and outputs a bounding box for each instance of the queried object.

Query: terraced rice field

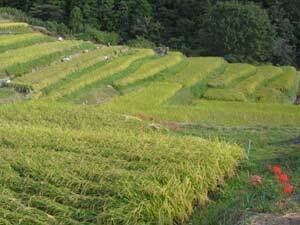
[0,40,83,71]
[44,48,154,99]
[168,57,227,87]
[0,22,299,225]
[115,52,184,87]
[201,64,298,103]
[0,38,94,77]
[0,22,31,33]
[255,66,299,103]
[104,82,300,126]
[0,33,54,53]
[234,65,283,96]
[12,46,124,93]
[207,63,256,88]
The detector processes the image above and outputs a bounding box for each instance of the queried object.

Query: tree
[30,1,64,21]
[129,0,153,37]
[201,2,275,62]
[98,0,116,32]
[69,6,84,33]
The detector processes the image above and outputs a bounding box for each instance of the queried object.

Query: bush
[127,36,156,48]
[77,26,120,45]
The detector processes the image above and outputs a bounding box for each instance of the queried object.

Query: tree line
[0,0,299,66]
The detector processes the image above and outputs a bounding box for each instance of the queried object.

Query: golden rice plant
[0,101,244,224]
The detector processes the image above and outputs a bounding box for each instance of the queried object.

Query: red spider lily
[168,123,181,131]
[250,175,262,186]
[271,165,282,175]
[283,184,294,194]
[278,174,289,184]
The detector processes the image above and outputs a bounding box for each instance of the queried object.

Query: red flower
[278,174,289,183]
[250,175,262,186]
[271,165,282,175]
[283,184,294,194]
[168,123,181,131]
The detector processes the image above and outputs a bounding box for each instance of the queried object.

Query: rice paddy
[12,46,124,93]
[0,22,31,33]
[43,48,154,99]
[0,40,88,75]
[0,102,244,224]
[0,33,54,53]
[115,52,184,87]
[0,21,299,225]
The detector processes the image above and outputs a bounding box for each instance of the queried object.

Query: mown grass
[0,33,54,53]
[0,101,244,224]
[114,52,184,87]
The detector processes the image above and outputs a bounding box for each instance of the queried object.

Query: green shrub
[77,26,120,45]
[0,7,71,37]
[127,36,156,48]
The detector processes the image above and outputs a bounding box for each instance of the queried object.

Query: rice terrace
[0,2,299,225]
